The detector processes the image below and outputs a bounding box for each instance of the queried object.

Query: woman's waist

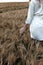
[33,14,43,20]
[34,13,43,17]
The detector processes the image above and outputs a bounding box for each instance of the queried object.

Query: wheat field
[0,2,43,65]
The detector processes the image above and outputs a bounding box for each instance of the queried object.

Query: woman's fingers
[19,27,25,35]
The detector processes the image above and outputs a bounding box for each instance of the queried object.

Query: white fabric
[25,0,43,41]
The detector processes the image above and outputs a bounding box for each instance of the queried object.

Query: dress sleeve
[25,1,35,24]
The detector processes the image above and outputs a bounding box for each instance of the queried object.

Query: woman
[20,0,43,45]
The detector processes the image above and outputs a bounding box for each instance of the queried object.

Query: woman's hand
[20,26,25,35]
[19,24,30,35]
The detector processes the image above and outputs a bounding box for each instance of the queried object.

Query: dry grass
[0,2,43,65]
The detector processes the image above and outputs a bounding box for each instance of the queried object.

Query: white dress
[25,0,43,41]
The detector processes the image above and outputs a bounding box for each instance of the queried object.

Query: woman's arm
[25,0,35,24]
[20,1,35,35]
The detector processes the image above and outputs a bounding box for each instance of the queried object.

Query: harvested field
[0,2,43,65]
